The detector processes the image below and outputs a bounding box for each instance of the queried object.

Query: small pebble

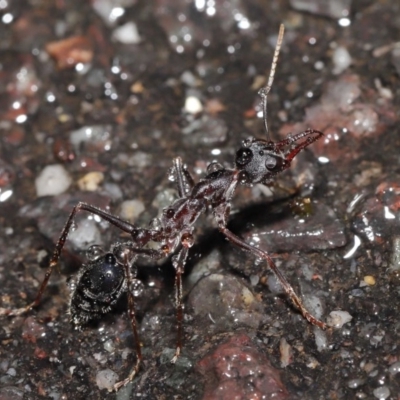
[119,199,145,221]
[306,356,320,369]
[347,378,365,389]
[77,171,104,191]
[350,288,364,297]
[113,22,141,44]
[46,36,93,69]
[363,275,376,286]
[48,392,60,400]
[327,310,353,328]
[332,46,352,74]
[92,0,136,26]
[303,294,324,320]
[350,107,379,136]
[388,361,400,375]
[68,219,102,250]
[356,392,367,399]
[103,339,115,353]
[314,326,328,351]
[184,95,203,114]
[279,337,292,367]
[241,287,255,307]
[69,126,94,146]
[181,70,201,87]
[374,78,393,100]
[130,81,144,93]
[103,182,123,200]
[96,369,118,390]
[35,164,72,197]
[266,275,283,294]
[0,360,8,371]
[373,385,390,400]
[389,236,400,270]
[289,0,351,19]
[249,274,259,286]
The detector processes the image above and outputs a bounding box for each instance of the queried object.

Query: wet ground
[1,0,400,399]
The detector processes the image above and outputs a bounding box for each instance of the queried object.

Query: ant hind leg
[113,251,142,391]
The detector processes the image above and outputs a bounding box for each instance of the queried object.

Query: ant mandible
[0,24,325,391]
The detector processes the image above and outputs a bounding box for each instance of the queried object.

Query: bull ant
[0,24,326,391]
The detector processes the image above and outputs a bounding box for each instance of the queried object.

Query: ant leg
[170,246,188,363]
[101,244,165,391]
[170,233,193,363]
[218,225,327,329]
[0,202,144,317]
[113,253,142,391]
[172,157,195,197]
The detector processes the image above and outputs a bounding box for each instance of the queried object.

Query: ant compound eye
[265,155,277,170]
[236,148,253,166]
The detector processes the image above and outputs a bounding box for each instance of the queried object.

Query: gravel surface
[0,1,400,399]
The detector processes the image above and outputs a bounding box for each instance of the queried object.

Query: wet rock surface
[197,334,289,400]
[1,1,400,399]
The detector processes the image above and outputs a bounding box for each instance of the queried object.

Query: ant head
[234,25,323,186]
[235,129,323,185]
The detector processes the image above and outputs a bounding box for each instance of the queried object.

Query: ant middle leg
[218,225,327,329]
[0,202,142,317]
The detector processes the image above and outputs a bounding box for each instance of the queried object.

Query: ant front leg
[172,157,195,197]
[0,202,138,317]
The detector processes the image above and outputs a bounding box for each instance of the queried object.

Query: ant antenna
[258,23,285,142]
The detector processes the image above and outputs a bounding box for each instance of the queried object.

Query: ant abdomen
[69,253,126,326]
